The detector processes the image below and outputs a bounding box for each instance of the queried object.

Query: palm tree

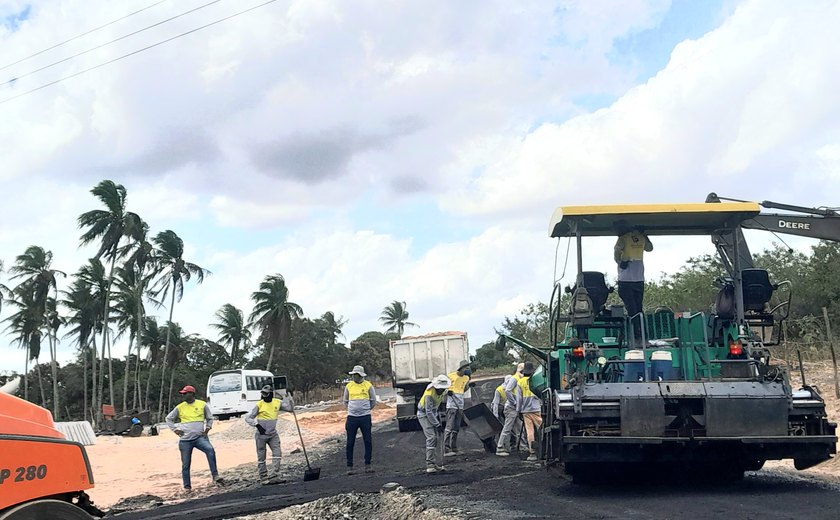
[249,274,303,372]
[379,301,417,337]
[121,222,157,410]
[112,266,144,413]
[8,246,65,418]
[150,230,209,419]
[62,275,101,423]
[74,259,109,421]
[320,311,347,347]
[210,303,252,368]
[78,180,144,417]
[4,288,43,402]
[141,317,165,410]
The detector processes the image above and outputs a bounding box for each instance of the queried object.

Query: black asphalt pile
[231,486,465,520]
[106,494,165,516]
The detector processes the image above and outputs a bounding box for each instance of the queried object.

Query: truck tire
[0,499,93,520]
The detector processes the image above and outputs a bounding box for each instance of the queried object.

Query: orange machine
[0,392,103,519]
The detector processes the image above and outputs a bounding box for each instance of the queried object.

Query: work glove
[175,430,184,437]
[256,424,266,435]
[619,261,629,269]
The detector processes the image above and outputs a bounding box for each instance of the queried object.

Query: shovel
[290,400,321,481]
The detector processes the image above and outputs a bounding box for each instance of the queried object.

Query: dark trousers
[618,281,645,338]
[345,414,372,466]
[178,436,218,489]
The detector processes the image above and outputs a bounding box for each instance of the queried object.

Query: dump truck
[390,331,470,432]
[0,391,104,519]
[498,196,839,481]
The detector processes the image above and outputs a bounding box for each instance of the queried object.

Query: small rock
[290,447,302,454]
[380,482,400,494]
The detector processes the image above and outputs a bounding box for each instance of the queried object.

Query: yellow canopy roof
[548,202,761,238]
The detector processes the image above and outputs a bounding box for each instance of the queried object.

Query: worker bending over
[417,375,451,473]
[496,364,526,456]
[244,385,294,484]
[516,362,543,462]
[614,220,653,340]
[166,385,224,491]
[490,376,507,420]
[343,365,376,474]
[444,360,472,456]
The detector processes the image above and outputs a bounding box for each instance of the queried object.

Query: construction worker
[516,362,543,462]
[614,220,654,340]
[244,385,294,484]
[496,363,525,456]
[165,385,224,491]
[343,365,376,474]
[490,376,508,420]
[417,374,451,473]
[443,359,472,456]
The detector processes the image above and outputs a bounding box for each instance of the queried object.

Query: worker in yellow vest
[417,375,452,473]
[443,359,472,456]
[244,385,294,484]
[516,362,543,462]
[165,385,224,491]
[490,376,508,420]
[614,220,653,340]
[343,365,377,474]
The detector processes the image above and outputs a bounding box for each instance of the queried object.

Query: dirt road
[111,377,840,520]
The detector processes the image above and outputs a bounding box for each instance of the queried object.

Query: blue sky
[1,0,839,373]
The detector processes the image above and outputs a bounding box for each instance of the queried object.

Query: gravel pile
[232,486,466,520]
[105,494,164,516]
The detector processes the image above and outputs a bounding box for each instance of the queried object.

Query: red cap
[178,385,197,394]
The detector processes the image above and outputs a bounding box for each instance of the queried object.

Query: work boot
[444,449,457,457]
[526,453,538,462]
[213,475,226,485]
[495,448,510,457]
[426,465,439,474]
[364,464,375,474]
[347,467,358,475]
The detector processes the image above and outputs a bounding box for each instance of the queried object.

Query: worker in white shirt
[244,385,294,484]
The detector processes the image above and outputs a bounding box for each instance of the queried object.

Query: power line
[0,0,278,106]
[3,0,225,88]
[0,0,171,72]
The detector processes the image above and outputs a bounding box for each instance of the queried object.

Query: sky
[0,0,838,373]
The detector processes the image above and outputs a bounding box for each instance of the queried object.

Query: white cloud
[447,0,840,218]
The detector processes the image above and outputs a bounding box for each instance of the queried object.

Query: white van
[206,369,278,420]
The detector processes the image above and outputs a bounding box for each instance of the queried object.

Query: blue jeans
[179,436,218,489]
[345,415,372,466]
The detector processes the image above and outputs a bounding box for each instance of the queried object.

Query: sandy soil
[86,404,396,509]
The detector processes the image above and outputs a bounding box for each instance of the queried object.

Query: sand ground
[86,404,396,508]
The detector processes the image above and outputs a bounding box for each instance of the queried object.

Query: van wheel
[217,414,229,421]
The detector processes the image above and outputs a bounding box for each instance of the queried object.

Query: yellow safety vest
[618,232,647,261]
[518,376,535,398]
[176,399,207,423]
[447,372,470,394]
[421,388,444,408]
[346,380,373,400]
[495,384,506,403]
[256,398,281,420]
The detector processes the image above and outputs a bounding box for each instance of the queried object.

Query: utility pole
[822,307,840,399]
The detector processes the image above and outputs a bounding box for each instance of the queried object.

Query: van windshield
[209,373,241,393]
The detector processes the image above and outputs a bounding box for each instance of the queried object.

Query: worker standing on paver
[516,362,543,462]
[244,385,294,484]
[165,385,225,491]
[496,363,525,456]
[343,365,377,475]
[444,360,472,457]
[417,374,452,473]
[614,220,654,341]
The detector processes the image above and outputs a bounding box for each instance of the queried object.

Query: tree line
[0,179,422,426]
